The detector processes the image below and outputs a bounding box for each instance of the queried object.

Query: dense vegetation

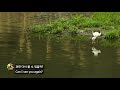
[31,12,120,39]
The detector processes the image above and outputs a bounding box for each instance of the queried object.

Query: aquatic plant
[31,12,120,40]
[105,30,120,39]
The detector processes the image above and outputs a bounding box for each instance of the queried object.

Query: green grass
[105,29,120,39]
[31,12,120,39]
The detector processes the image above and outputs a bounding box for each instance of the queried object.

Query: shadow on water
[0,12,120,78]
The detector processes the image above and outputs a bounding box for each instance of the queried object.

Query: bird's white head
[92,31,101,37]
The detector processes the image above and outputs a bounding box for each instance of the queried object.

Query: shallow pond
[0,12,120,78]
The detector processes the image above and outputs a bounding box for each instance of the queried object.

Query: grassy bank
[31,12,120,39]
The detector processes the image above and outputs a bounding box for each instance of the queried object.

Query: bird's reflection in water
[92,47,101,56]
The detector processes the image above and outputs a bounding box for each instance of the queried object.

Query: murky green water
[0,12,120,78]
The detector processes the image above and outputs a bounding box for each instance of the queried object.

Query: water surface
[0,12,120,78]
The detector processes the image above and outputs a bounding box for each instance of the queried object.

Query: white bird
[92,47,101,56]
[92,31,101,41]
